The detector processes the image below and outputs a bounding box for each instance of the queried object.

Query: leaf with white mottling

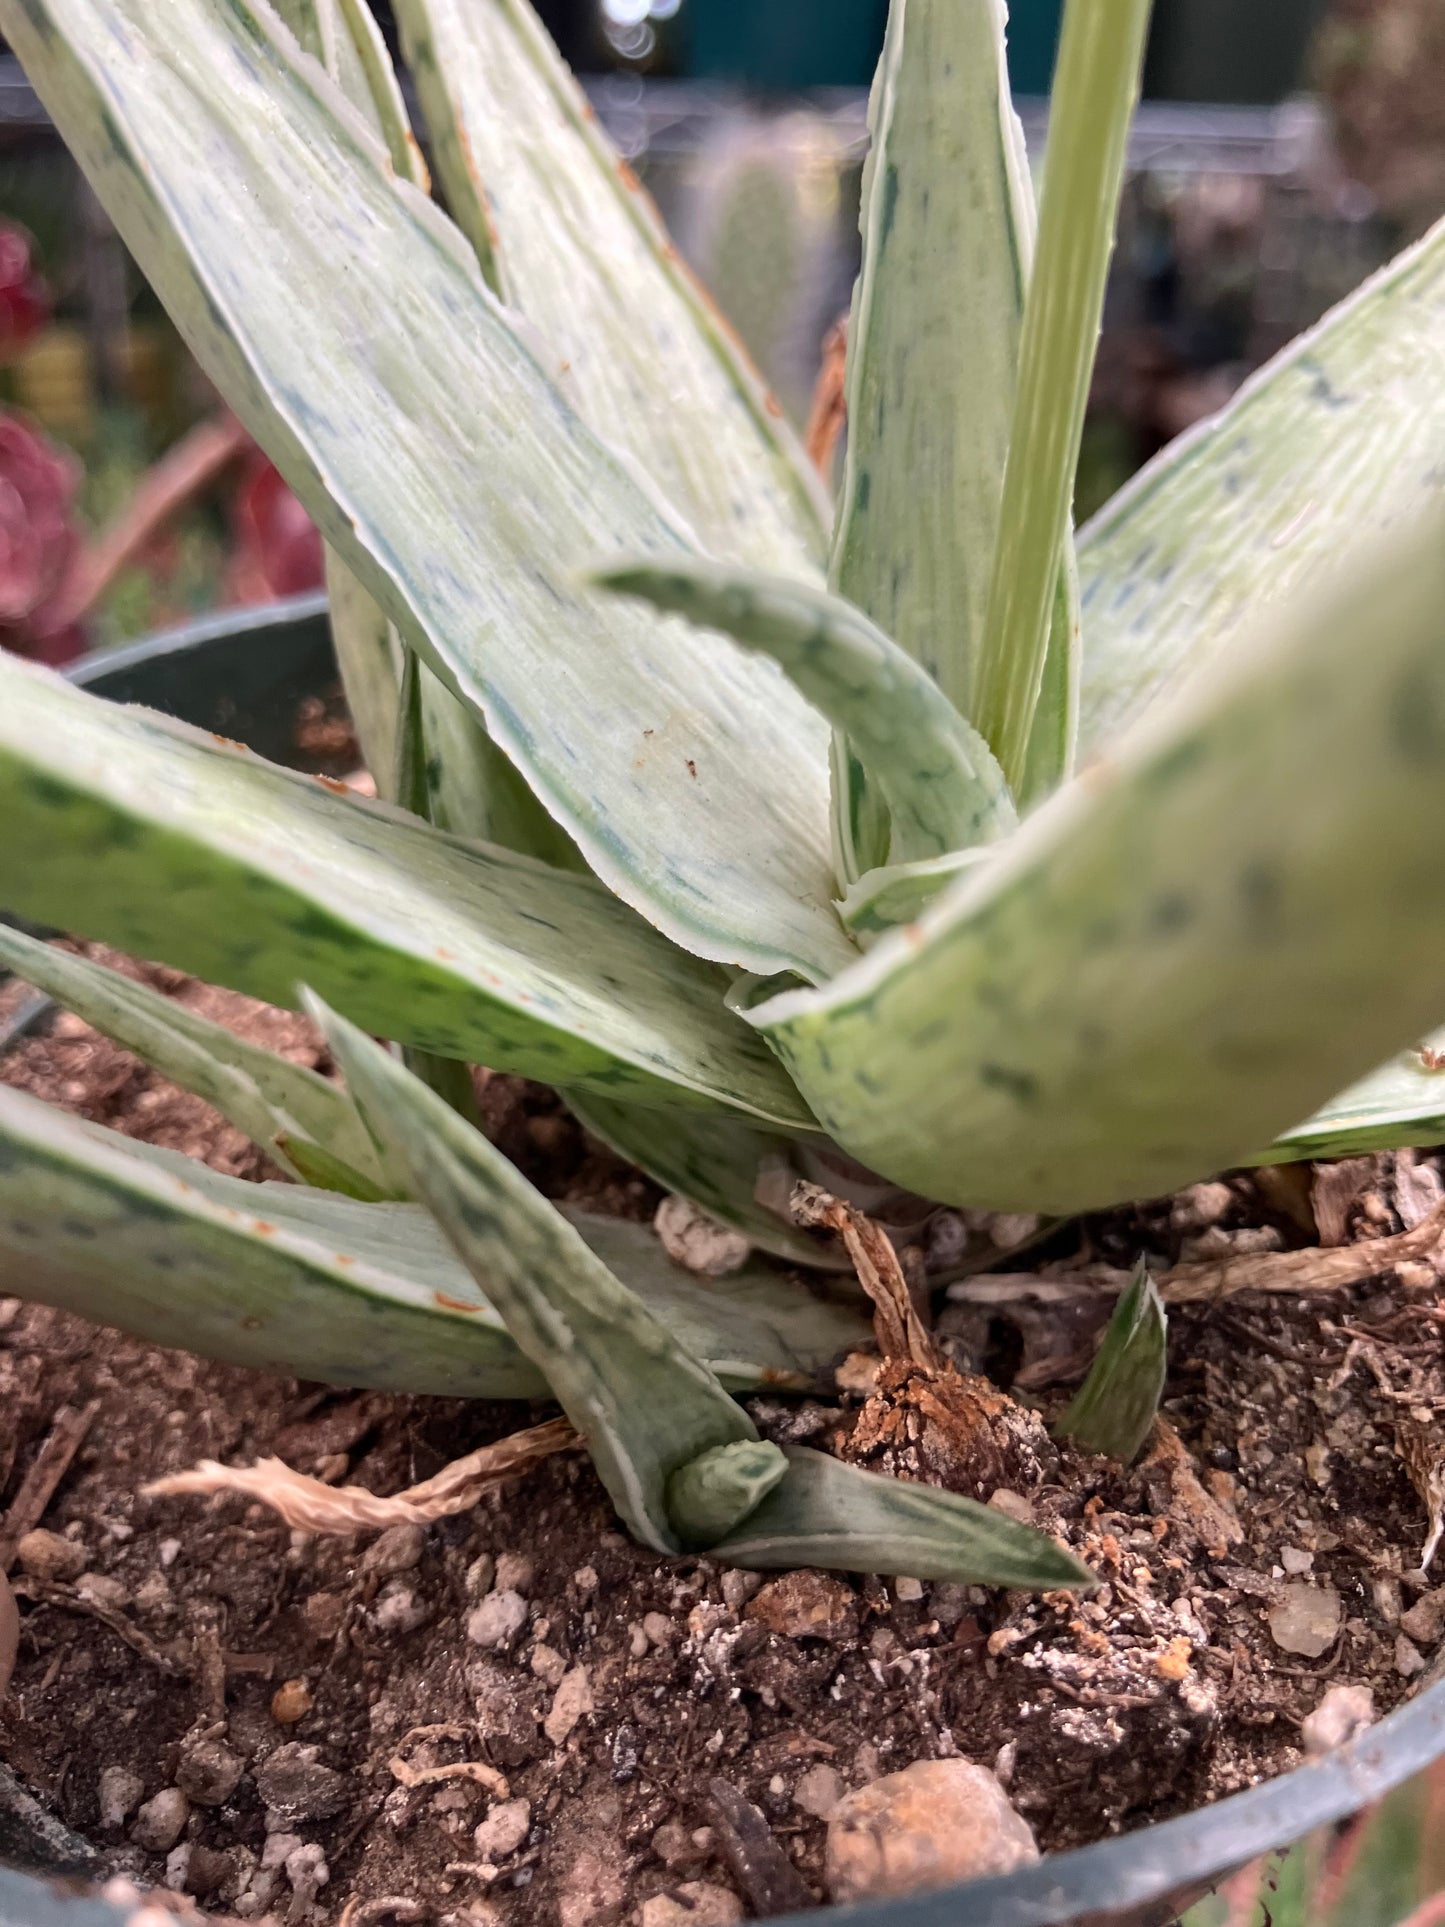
[592,558,1015,866]
[1256,1029,1445,1166]
[1077,215,1445,755]
[315,999,764,1552]
[0,656,812,1127]
[1054,1262,1166,1465]
[0,924,393,1196]
[0,1086,866,1396]
[1,0,849,980]
[390,0,829,570]
[749,509,1445,1213]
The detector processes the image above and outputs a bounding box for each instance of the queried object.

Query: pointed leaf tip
[1054,1261,1168,1466]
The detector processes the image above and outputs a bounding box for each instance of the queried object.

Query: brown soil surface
[2,961,1444,1925]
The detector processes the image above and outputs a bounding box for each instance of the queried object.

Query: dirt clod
[254,1745,350,1824]
[131,1788,190,1853]
[176,1737,245,1808]
[1268,1584,1343,1657]
[825,1760,1038,1904]
[1301,1684,1375,1756]
[14,1527,86,1582]
[745,1571,857,1643]
[466,1589,528,1650]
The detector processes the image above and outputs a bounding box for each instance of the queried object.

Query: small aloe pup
[0,0,1444,1584]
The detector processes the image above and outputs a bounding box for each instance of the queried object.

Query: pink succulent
[0,410,84,664]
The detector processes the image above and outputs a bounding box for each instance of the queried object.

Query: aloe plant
[0,0,1443,1590]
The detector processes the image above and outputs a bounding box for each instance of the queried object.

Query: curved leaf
[0,1085,867,1395]
[1256,1029,1445,1166]
[390,0,830,569]
[0,657,813,1128]
[315,999,763,1553]
[592,559,1015,866]
[836,849,990,942]
[832,0,1080,833]
[709,1446,1095,1588]
[1,0,851,980]
[750,508,1445,1213]
[1054,1262,1166,1465]
[1077,215,1445,756]
[973,0,1151,791]
[0,925,394,1196]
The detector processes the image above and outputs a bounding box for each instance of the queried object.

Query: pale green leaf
[749,508,1445,1214]
[314,998,763,1552]
[325,554,403,801]
[832,0,1080,842]
[1,0,850,980]
[0,657,813,1128]
[1077,214,1445,756]
[566,1093,848,1269]
[836,849,990,942]
[1255,1029,1445,1166]
[0,925,394,1196]
[973,0,1152,792]
[1054,1261,1166,1464]
[709,1446,1096,1588]
[592,559,1015,866]
[389,0,829,571]
[0,1085,866,1395]
[665,1440,790,1551]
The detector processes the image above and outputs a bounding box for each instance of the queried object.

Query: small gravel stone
[642,1611,673,1648]
[1396,1633,1427,1678]
[76,1572,128,1610]
[893,1577,924,1604]
[176,1737,244,1807]
[371,1581,430,1635]
[254,1744,350,1823]
[302,1592,346,1641]
[1302,1685,1375,1757]
[360,1522,426,1576]
[986,1489,1035,1525]
[271,1678,314,1725]
[637,1881,743,1927]
[494,1553,535,1594]
[131,1787,190,1853]
[654,1195,751,1277]
[473,1797,531,1859]
[747,1571,858,1643]
[794,1765,844,1818]
[719,1570,762,1611]
[572,1565,598,1594]
[260,1832,304,1871]
[284,1842,330,1904]
[652,1821,705,1872]
[826,1761,1038,1903]
[1268,1584,1342,1658]
[467,1589,528,1650]
[544,1665,594,1745]
[531,1641,568,1686]
[97,1766,145,1830]
[1399,1588,1445,1645]
[465,1553,497,1599]
[158,1538,182,1569]
[1280,1546,1313,1576]
[16,1529,86,1583]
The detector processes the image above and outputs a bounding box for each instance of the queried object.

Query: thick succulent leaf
[974,0,1152,792]
[666,1440,790,1551]
[325,555,402,800]
[0,657,813,1128]
[316,1001,763,1553]
[709,1446,1095,1588]
[566,1092,847,1269]
[1,0,849,982]
[836,849,990,942]
[593,559,1015,866]
[1078,214,1445,756]
[0,1086,867,1394]
[1255,1029,1445,1166]
[749,509,1445,1214]
[1054,1262,1166,1464]
[389,0,829,569]
[831,0,1080,833]
[0,925,393,1196]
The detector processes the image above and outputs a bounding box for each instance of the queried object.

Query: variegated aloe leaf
[836,849,990,943]
[565,1093,848,1269]
[0,925,394,1199]
[591,560,1016,866]
[831,0,1080,860]
[388,0,829,571]
[324,557,402,801]
[973,0,1152,793]
[1254,1028,1445,1166]
[315,998,775,1553]
[748,508,1445,1214]
[1078,214,1445,756]
[1,0,851,982]
[709,1446,1095,1588]
[1054,1261,1166,1464]
[0,658,812,1128]
[0,1086,866,1395]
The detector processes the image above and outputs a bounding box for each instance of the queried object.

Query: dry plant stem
[0,1397,100,1570]
[10,1573,188,1673]
[789,1180,939,1366]
[143,1415,578,1533]
[1395,1417,1445,1573]
[389,1725,509,1801]
[803,315,849,480]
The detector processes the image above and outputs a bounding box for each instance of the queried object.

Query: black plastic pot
[1144,0,1325,106]
[3,600,1445,1927]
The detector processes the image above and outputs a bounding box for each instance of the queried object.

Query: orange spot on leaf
[434,1292,481,1313]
